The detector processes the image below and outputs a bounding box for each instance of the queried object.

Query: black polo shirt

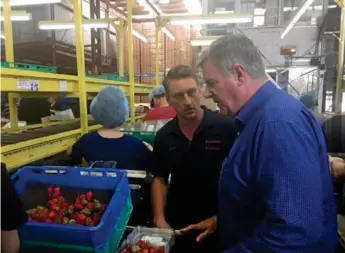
[152,108,238,229]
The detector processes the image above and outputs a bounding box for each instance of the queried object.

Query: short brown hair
[163,65,199,92]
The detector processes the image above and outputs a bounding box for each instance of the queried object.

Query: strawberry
[142,249,149,253]
[149,248,158,253]
[54,187,61,194]
[75,198,81,205]
[86,191,93,201]
[74,203,83,210]
[48,211,56,219]
[87,203,94,210]
[76,213,87,223]
[47,186,53,196]
[79,194,86,201]
[157,246,165,253]
[81,199,88,206]
[68,219,76,224]
[44,219,53,223]
[125,244,132,251]
[90,221,96,227]
[58,196,65,203]
[92,213,100,223]
[62,202,69,209]
[71,212,78,220]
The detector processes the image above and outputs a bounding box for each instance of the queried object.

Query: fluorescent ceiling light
[168,14,253,25]
[190,36,220,47]
[161,27,175,40]
[281,0,315,39]
[266,69,277,73]
[0,11,31,21]
[132,29,148,42]
[294,58,311,62]
[0,0,62,7]
[38,20,116,30]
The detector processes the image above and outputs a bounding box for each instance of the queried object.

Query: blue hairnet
[90,86,129,128]
[148,85,166,102]
[299,91,318,109]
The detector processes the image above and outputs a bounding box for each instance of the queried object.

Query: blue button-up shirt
[218,82,338,253]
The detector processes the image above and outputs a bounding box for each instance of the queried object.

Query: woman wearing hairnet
[143,85,176,121]
[68,86,151,171]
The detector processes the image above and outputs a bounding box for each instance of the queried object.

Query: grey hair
[198,35,266,78]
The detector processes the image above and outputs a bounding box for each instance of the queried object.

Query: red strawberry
[48,211,56,219]
[71,212,78,219]
[149,248,157,253]
[52,187,61,197]
[81,199,88,206]
[76,213,87,223]
[75,198,81,205]
[142,249,149,253]
[86,191,93,201]
[62,202,69,209]
[44,219,53,223]
[92,213,100,223]
[79,194,86,201]
[47,186,53,196]
[74,203,83,210]
[157,246,165,253]
[58,196,65,203]
[87,203,94,210]
[125,244,132,251]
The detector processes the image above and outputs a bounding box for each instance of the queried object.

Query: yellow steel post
[3,0,18,129]
[335,7,345,113]
[73,0,89,134]
[155,19,161,86]
[117,21,125,77]
[127,0,135,122]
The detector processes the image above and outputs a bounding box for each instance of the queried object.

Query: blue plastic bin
[13,166,130,250]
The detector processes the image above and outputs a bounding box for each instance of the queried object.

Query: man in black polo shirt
[151,65,238,253]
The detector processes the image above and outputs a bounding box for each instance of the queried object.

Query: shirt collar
[168,106,215,135]
[236,81,278,127]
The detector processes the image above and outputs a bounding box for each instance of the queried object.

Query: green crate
[1,61,10,68]
[21,197,133,253]
[14,63,57,73]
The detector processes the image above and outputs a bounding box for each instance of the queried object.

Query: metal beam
[334,7,345,113]
[90,0,102,74]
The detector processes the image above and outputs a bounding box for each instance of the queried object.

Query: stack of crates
[1,61,57,73]
[12,166,132,253]
[87,74,127,82]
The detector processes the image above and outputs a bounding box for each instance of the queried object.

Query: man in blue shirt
[180,35,338,252]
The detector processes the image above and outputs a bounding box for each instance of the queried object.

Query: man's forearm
[151,177,168,221]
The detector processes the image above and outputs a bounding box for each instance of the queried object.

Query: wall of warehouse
[12,2,116,57]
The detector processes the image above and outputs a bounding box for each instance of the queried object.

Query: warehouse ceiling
[108,0,190,17]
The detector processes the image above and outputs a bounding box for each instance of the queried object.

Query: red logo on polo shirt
[205,140,222,151]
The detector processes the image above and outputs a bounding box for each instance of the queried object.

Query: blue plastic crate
[20,196,133,253]
[13,166,130,250]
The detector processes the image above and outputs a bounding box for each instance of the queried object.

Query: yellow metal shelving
[0,0,153,170]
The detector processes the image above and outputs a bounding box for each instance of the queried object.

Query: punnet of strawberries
[26,185,107,226]
[119,240,166,253]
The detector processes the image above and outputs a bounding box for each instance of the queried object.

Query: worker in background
[299,91,326,124]
[1,163,28,253]
[151,65,238,253]
[181,35,338,252]
[68,86,151,171]
[143,85,176,121]
[18,98,51,125]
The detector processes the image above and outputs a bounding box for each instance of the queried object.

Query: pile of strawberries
[120,240,166,253]
[26,185,107,226]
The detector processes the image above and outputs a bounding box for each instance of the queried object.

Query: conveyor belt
[1,120,97,146]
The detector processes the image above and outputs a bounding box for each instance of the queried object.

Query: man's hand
[330,157,345,180]
[176,216,217,242]
[154,217,171,230]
